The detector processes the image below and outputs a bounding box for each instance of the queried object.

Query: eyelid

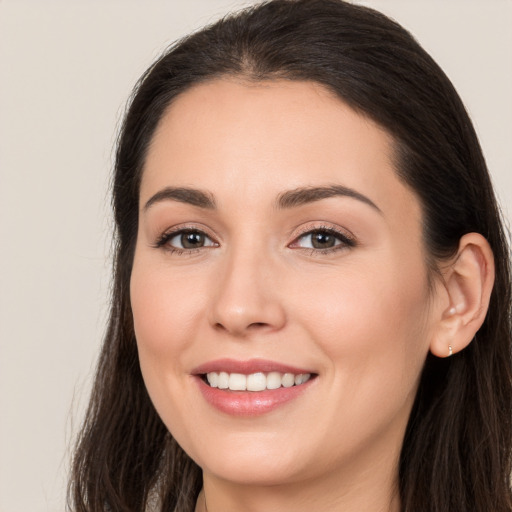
[151,221,356,255]
[288,223,357,251]
[153,223,219,250]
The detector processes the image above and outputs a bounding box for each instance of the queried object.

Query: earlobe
[429,233,495,358]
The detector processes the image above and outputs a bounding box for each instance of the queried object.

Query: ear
[430,233,495,358]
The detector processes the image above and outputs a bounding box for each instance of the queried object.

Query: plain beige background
[1,1,511,510]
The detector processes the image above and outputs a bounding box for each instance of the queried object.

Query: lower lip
[195,377,315,417]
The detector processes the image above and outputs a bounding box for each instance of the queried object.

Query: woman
[69,1,512,511]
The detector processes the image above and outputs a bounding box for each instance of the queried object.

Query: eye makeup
[151,221,357,258]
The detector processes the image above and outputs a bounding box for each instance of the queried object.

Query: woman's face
[130,79,441,488]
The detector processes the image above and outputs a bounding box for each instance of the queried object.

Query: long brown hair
[69,1,512,510]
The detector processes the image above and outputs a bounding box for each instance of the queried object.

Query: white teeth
[247,372,267,391]
[205,371,312,391]
[294,374,311,385]
[266,371,282,390]
[282,373,295,388]
[228,373,246,391]
[217,371,229,389]
[207,372,219,388]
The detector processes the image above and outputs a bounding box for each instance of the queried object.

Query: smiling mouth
[202,371,313,392]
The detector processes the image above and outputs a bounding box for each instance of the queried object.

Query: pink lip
[191,358,313,375]
[191,358,317,417]
[195,377,315,417]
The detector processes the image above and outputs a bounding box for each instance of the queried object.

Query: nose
[208,247,287,337]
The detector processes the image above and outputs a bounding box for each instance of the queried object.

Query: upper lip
[191,358,314,376]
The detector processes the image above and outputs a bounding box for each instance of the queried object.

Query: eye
[291,227,355,252]
[156,229,217,252]
[298,230,340,249]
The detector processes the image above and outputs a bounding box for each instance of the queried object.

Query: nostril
[214,321,268,330]
[248,322,268,329]
[213,321,271,335]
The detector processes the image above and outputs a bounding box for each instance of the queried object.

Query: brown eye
[292,228,355,252]
[310,231,337,249]
[160,229,217,251]
[180,231,206,249]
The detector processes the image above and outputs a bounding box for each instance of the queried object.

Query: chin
[189,437,311,486]
[202,458,301,486]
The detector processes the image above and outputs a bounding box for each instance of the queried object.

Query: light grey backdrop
[1,1,510,510]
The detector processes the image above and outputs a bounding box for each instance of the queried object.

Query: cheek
[129,258,217,460]
[297,258,431,399]
[130,256,204,359]
[129,252,209,424]
[296,266,431,461]
[302,256,428,334]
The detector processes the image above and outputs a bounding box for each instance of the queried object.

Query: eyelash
[153,227,218,256]
[291,225,356,255]
[153,224,356,256]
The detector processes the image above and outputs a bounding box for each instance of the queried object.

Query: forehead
[141,78,419,222]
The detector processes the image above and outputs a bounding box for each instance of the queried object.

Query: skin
[130,79,458,512]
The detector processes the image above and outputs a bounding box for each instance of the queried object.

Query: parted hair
[69,1,512,511]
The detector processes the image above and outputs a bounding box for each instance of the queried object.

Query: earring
[448,345,453,357]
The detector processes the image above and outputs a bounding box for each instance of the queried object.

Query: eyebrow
[275,185,381,213]
[143,184,381,213]
[144,186,216,211]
